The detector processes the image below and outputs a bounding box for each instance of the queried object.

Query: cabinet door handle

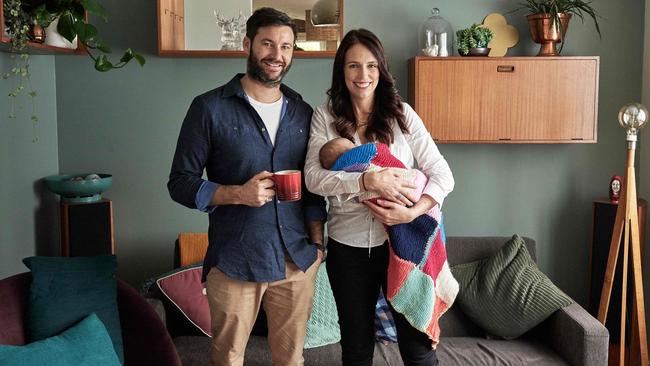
[497,65,515,73]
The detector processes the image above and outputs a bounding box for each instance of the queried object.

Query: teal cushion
[451,235,574,339]
[0,313,121,366]
[304,263,340,348]
[22,255,123,363]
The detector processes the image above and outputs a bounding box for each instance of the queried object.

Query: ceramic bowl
[44,173,112,203]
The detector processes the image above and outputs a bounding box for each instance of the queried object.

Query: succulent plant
[456,24,493,56]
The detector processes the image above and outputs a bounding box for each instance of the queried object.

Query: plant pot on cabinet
[457,48,491,57]
[44,16,77,49]
[469,47,490,56]
[527,13,571,56]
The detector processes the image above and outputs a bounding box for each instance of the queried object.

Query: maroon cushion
[157,266,211,337]
[0,272,30,346]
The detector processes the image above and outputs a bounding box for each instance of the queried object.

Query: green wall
[50,0,643,307]
[0,53,60,279]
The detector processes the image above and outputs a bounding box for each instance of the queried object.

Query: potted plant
[2,0,145,133]
[511,0,601,56]
[29,0,145,71]
[456,24,493,56]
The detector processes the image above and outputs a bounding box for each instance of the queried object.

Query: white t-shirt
[304,102,455,249]
[248,95,283,146]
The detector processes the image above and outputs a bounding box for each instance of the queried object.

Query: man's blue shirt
[168,74,326,282]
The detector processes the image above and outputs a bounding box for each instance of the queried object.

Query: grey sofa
[153,236,609,366]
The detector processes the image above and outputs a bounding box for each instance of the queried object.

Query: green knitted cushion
[451,235,573,339]
[304,263,340,348]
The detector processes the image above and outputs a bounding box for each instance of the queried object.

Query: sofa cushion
[451,235,573,339]
[156,264,211,337]
[375,291,397,344]
[436,337,569,365]
[305,263,340,348]
[22,255,123,363]
[0,313,121,366]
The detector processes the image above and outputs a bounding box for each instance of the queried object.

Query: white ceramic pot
[44,17,78,49]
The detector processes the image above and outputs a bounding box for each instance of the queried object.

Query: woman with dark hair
[304,29,454,366]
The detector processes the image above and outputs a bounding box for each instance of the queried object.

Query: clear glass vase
[419,8,454,57]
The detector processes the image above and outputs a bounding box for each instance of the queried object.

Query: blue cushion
[22,255,123,363]
[0,313,121,365]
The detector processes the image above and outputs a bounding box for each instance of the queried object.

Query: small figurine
[609,175,622,203]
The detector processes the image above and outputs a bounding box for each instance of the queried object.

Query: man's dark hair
[246,7,298,42]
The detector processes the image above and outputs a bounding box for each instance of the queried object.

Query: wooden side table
[60,199,114,257]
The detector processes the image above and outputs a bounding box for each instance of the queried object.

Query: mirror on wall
[157,0,343,57]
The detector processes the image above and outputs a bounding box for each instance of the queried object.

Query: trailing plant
[2,0,145,135]
[2,0,38,128]
[510,0,602,52]
[456,24,493,56]
[31,0,145,71]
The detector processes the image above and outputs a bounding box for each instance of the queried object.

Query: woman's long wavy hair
[327,29,408,145]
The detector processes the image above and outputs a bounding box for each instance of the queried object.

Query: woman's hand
[364,194,437,226]
[363,168,416,206]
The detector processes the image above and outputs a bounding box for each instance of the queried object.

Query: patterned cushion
[451,235,573,339]
[375,291,397,344]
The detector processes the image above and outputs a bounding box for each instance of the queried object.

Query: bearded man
[168,7,326,366]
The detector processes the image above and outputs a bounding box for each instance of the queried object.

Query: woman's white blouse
[304,102,455,249]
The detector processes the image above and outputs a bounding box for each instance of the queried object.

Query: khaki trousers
[206,252,321,366]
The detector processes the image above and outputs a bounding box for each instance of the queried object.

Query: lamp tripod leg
[629,191,649,365]
[620,217,630,366]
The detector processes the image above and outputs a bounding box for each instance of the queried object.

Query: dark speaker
[588,199,646,345]
[61,199,114,257]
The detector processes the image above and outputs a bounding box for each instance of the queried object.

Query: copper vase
[30,24,46,43]
[527,13,572,56]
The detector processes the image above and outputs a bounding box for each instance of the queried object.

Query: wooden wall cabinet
[408,56,600,144]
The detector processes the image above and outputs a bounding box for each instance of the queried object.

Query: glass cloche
[419,7,454,57]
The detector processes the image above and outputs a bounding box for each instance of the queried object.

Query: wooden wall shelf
[408,56,600,144]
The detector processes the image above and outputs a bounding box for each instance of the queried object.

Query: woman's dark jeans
[326,238,439,366]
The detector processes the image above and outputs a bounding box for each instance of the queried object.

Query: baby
[318,139,456,348]
[319,137,426,203]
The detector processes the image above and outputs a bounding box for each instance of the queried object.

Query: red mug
[273,170,301,202]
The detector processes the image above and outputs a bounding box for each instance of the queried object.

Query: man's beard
[247,53,292,87]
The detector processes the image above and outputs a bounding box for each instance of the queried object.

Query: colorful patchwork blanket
[331,142,459,347]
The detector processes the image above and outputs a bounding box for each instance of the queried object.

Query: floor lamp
[598,103,649,366]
